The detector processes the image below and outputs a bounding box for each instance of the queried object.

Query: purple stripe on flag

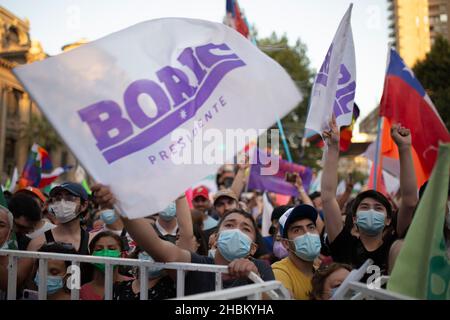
[247,149,313,197]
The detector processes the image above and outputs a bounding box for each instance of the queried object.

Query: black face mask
[222,177,234,189]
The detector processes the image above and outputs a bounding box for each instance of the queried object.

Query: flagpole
[276,117,293,163]
[373,116,384,190]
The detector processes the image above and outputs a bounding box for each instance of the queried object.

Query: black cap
[50,182,88,201]
[279,204,318,238]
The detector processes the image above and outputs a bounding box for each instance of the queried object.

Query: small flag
[38,165,73,188]
[19,143,53,188]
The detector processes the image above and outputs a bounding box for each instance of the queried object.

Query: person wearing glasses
[27,182,92,285]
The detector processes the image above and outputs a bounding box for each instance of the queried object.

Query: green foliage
[257,32,322,169]
[19,114,62,152]
[413,36,450,130]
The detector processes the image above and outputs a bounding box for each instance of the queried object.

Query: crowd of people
[0,119,449,300]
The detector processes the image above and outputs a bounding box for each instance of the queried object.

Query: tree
[413,35,450,130]
[257,33,322,169]
[19,114,62,152]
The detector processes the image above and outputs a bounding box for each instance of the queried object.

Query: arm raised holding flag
[321,116,418,271]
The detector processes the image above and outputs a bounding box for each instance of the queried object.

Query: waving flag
[247,148,313,197]
[225,0,250,39]
[14,18,301,219]
[305,4,356,137]
[379,48,450,186]
[388,143,450,299]
[18,143,53,188]
[38,165,73,188]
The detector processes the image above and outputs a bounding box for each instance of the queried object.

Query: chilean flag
[379,48,450,186]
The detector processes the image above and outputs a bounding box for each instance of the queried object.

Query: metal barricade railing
[0,249,284,300]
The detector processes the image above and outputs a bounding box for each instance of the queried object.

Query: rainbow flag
[19,143,53,188]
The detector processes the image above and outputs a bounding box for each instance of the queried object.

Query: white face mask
[49,200,78,224]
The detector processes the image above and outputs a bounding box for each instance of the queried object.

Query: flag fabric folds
[305,4,356,137]
[379,48,450,187]
[387,143,450,299]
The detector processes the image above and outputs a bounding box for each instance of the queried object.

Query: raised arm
[391,124,418,237]
[230,155,250,198]
[175,194,196,252]
[295,174,314,206]
[321,117,344,242]
[91,184,190,263]
[337,176,354,210]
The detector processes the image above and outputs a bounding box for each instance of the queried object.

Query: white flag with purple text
[305,4,356,136]
[13,18,301,219]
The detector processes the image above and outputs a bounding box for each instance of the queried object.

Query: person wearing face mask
[90,208,134,254]
[30,242,77,300]
[153,202,178,244]
[322,118,418,275]
[91,183,275,296]
[113,247,175,300]
[80,231,129,300]
[271,205,322,300]
[28,182,90,254]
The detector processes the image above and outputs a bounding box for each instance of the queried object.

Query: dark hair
[38,242,77,269]
[192,223,208,256]
[309,263,352,300]
[309,192,321,201]
[217,208,259,241]
[351,190,392,218]
[89,231,125,254]
[8,193,42,222]
[271,205,291,221]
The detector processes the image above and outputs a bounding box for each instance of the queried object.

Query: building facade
[428,0,450,44]
[387,0,431,67]
[0,6,76,188]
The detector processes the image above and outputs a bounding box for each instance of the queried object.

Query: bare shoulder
[27,234,46,251]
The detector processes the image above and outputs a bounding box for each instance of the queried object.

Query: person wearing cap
[271,204,322,300]
[213,189,240,219]
[321,118,418,275]
[15,187,57,240]
[28,182,90,256]
[192,186,218,231]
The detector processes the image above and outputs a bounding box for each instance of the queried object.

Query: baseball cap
[192,186,209,201]
[213,189,239,205]
[16,186,47,203]
[50,182,88,201]
[278,204,318,238]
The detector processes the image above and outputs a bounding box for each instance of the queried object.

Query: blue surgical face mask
[138,252,163,279]
[34,274,64,295]
[100,209,118,225]
[217,229,252,262]
[291,233,321,261]
[356,210,385,236]
[159,202,176,221]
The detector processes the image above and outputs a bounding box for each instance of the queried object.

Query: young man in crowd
[321,117,418,274]
[272,204,321,299]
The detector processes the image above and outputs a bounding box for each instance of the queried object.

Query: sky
[2,0,390,129]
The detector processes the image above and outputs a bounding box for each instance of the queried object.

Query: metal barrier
[0,249,284,300]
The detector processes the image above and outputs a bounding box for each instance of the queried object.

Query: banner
[14,18,301,219]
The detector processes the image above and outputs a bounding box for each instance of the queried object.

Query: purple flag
[248,149,313,197]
